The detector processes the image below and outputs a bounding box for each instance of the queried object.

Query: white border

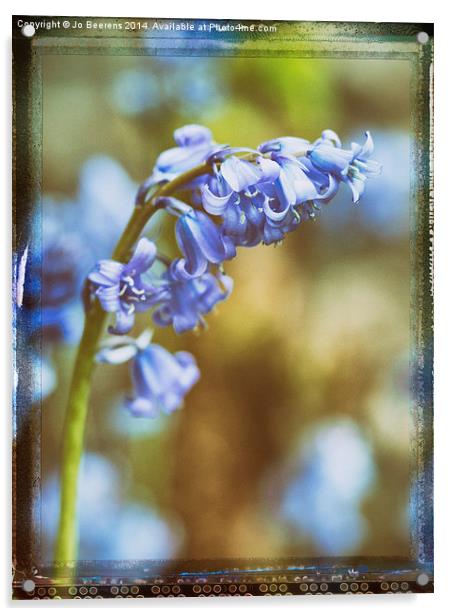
[2,1,450,613]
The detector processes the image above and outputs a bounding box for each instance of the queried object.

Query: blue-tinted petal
[263,196,291,222]
[318,129,342,147]
[96,343,138,364]
[155,143,210,174]
[174,351,200,389]
[109,309,135,335]
[223,203,247,237]
[259,136,310,155]
[308,144,354,176]
[274,169,297,210]
[125,237,157,275]
[173,124,212,147]
[126,396,159,418]
[346,175,366,203]
[317,174,340,201]
[298,157,331,191]
[89,260,124,286]
[175,220,208,278]
[152,305,174,328]
[135,345,197,405]
[201,184,233,215]
[172,310,200,334]
[353,158,382,177]
[179,211,226,265]
[255,156,281,183]
[220,157,263,192]
[361,131,374,157]
[96,284,121,313]
[247,202,265,227]
[160,390,185,415]
[288,166,320,203]
[263,221,285,245]
[221,234,237,260]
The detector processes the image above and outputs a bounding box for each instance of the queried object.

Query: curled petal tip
[201,184,232,216]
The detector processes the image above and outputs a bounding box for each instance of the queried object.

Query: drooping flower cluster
[89,124,381,417]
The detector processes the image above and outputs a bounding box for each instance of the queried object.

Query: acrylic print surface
[12,17,433,599]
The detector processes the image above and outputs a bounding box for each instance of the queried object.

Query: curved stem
[54,160,211,565]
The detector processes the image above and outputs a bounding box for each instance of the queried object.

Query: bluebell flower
[97,329,200,418]
[153,262,233,333]
[154,124,216,180]
[221,192,266,247]
[129,344,199,418]
[200,151,336,246]
[307,131,381,202]
[219,155,280,193]
[159,197,234,278]
[320,131,408,238]
[88,238,166,335]
[136,124,218,205]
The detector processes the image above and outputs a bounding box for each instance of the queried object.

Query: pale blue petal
[179,212,226,266]
[201,184,233,215]
[258,136,310,155]
[109,310,135,335]
[173,124,212,147]
[174,351,201,389]
[220,157,263,192]
[126,396,159,418]
[89,260,124,285]
[96,284,121,313]
[319,129,342,147]
[125,237,157,275]
[96,343,138,364]
[255,156,281,183]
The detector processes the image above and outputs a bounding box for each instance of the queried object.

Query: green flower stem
[54,161,211,565]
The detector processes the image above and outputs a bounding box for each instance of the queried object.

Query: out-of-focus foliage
[40,53,412,562]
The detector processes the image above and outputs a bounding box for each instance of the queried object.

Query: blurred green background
[40,52,412,563]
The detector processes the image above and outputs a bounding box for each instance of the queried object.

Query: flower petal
[220,157,263,192]
[175,219,208,278]
[156,143,212,174]
[152,305,174,328]
[126,237,157,275]
[263,196,291,222]
[255,156,281,183]
[178,211,226,269]
[109,309,135,335]
[201,184,233,216]
[174,351,201,389]
[357,131,374,159]
[222,234,237,260]
[308,144,354,176]
[126,396,159,418]
[96,343,138,364]
[96,284,121,313]
[88,260,124,286]
[259,136,310,156]
[319,129,342,147]
[174,124,212,147]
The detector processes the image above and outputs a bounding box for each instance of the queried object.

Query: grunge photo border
[12,16,433,599]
